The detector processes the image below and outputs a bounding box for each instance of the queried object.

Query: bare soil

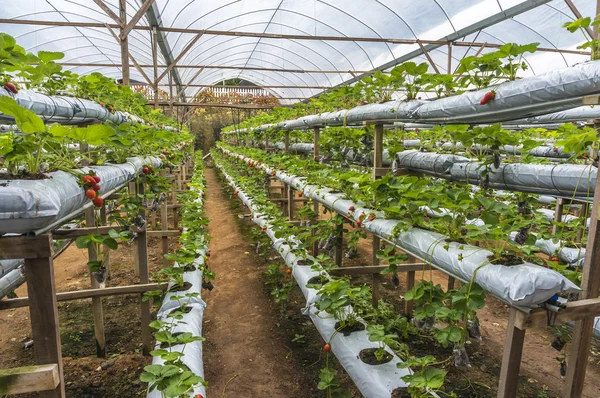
[202,166,358,397]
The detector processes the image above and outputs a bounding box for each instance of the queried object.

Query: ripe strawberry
[148,166,154,172]
[298,192,303,198]
[323,343,331,352]
[286,269,292,275]
[92,175,101,183]
[206,252,211,258]
[86,189,97,200]
[271,171,276,176]
[349,206,355,211]
[356,220,362,227]
[368,214,375,221]
[93,197,104,207]
[3,82,18,94]
[551,256,559,262]
[82,175,95,186]
[583,153,589,159]
[92,183,101,192]
[359,213,366,221]
[234,190,239,196]
[142,167,149,175]
[553,147,558,153]
[262,226,267,231]
[179,227,183,232]
[99,102,105,108]
[479,91,496,105]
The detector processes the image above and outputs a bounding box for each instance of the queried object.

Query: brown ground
[202,166,357,397]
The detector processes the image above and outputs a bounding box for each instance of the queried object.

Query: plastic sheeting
[222,147,580,308]
[0,265,24,298]
[394,150,596,197]
[0,156,161,234]
[147,303,207,398]
[216,162,412,398]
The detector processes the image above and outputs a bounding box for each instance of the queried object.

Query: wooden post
[312,201,320,257]
[265,133,269,152]
[99,202,111,279]
[372,123,384,180]
[334,219,343,267]
[497,308,526,398]
[552,198,564,236]
[576,203,588,243]
[23,234,66,398]
[85,208,106,358]
[564,118,600,397]
[405,267,415,317]
[447,276,456,291]
[287,185,294,220]
[119,0,130,85]
[284,131,290,152]
[136,180,152,356]
[152,26,159,108]
[372,235,381,308]
[313,126,320,161]
[161,171,170,267]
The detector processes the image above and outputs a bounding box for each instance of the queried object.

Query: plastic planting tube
[221,147,579,308]
[215,162,412,398]
[0,156,161,234]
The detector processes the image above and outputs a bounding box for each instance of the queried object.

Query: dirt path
[202,167,314,398]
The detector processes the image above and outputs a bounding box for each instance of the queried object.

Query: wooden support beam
[161,200,169,267]
[121,0,156,38]
[563,115,600,397]
[514,297,600,330]
[552,198,564,236]
[372,236,381,308]
[0,234,53,260]
[136,180,152,356]
[157,33,203,84]
[312,201,320,257]
[105,23,152,85]
[334,220,343,267]
[147,230,182,238]
[85,208,106,358]
[0,364,60,395]
[405,257,416,317]
[284,131,290,152]
[287,185,294,220]
[497,308,527,398]
[22,234,65,398]
[329,262,428,277]
[372,124,384,180]
[564,0,595,39]
[119,0,130,85]
[175,66,205,100]
[92,0,122,25]
[313,126,320,161]
[417,40,441,74]
[152,27,159,108]
[0,283,165,310]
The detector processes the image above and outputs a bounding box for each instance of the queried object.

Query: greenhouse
[2,1,600,397]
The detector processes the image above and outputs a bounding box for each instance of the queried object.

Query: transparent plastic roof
[0,0,594,104]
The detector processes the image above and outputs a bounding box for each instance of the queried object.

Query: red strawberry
[142,167,149,175]
[359,213,366,221]
[92,175,101,183]
[92,197,104,207]
[148,166,153,172]
[206,252,211,258]
[356,220,362,227]
[480,91,496,105]
[298,192,303,198]
[368,214,375,221]
[323,344,331,352]
[553,147,558,153]
[99,102,105,108]
[86,189,97,200]
[583,153,589,158]
[286,269,292,275]
[551,256,559,262]
[349,206,355,211]
[234,190,239,196]
[92,183,101,192]
[4,82,18,94]
[179,227,183,232]
[82,175,95,186]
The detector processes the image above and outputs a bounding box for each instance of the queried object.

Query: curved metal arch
[500,18,569,67]
[178,21,356,80]
[372,0,420,40]
[188,52,322,88]
[179,37,337,86]
[167,6,377,72]
[315,0,394,64]
[430,0,457,34]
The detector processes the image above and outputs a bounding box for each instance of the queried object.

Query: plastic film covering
[394,150,596,197]
[0,156,161,234]
[157,254,207,318]
[506,106,600,124]
[216,163,411,398]
[147,303,206,398]
[222,148,580,307]
[509,231,586,268]
[0,266,25,299]
[0,258,22,278]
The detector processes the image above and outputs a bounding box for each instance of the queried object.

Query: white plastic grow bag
[216,163,411,398]
[147,302,207,398]
[222,148,580,308]
[0,156,161,234]
[157,255,207,318]
[394,150,596,197]
[0,265,25,298]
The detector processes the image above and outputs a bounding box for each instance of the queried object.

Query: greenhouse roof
[0,0,595,104]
